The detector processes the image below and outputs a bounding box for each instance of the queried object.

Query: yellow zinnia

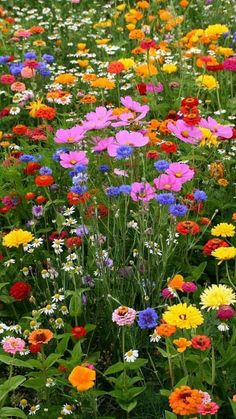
[196,75,219,90]
[212,247,236,262]
[163,303,204,329]
[3,229,34,248]
[162,63,178,74]
[211,223,235,238]
[200,284,236,310]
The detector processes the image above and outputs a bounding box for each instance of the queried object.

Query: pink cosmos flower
[92,136,114,152]
[113,168,129,177]
[2,336,25,355]
[82,106,115,130]
[166,162,194,183]
[112,306,136,326]
[130,182,156,202]
[107,130,149,157]
[54,126,85,144]
[154,174,182,192]
[59,151,88,168]
[120,96,149,121]
[198,402,220,415]
[168,120,202,144]
[199,117,233,138]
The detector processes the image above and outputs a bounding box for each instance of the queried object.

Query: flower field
[0,0,236,417]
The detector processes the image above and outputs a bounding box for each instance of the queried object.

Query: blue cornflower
[19,154,38,162]
[99,165,110,173]
[72,173,88,185]
[76,225,89,237]
[9,63,24,76]
[52,148,69,162]
[24,51,37,59]
[39,166,53,175]
[168,204,188,217]
[137,308,158,329]
[37,62,47,71]
[119,185,131,194]
[156,193,175,205]
[39,69,51,77]
[193,189,208,202]
[106,186,121,197]
[70,185,88,194]
[74,163,87,172]
[154,160,170,171]
[42,54,55,63]
[0,56,9,64]
[116,145,133,159]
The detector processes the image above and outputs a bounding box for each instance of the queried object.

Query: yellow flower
[211,223,235,238]
[117,3,126,11]
[199,128,218,147]
[162,63,178,74]
[77,59,89,67]
[77,43,87,50]
[3,229,34,248]
[173,337,192,352]
[95,39,110,45]
[118,58,135,70]
[196,75,219,90]
[212,247,236,262]
[217,178,229,187]
[33,40,46,47]
[200,284,236,310]
[91,77,115,89]
[217,47,234,57]
[163,303,204,329]
[54,73,77,85]
[205,24,229,37]
[135,63,158,77]
[26,99,44,118]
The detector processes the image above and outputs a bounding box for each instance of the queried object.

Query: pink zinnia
[199,116,233,139]
[223,57,236,71]
[0,74,15,84]
[82,106,115,130]
[168,120,202,144]
[130,182,156,202]
[59,151,88,168]
[154,174,182,192]
[112,306,136,326]
[107,130,148,157]
[198,402,220,415]
[54,126,85,144]
[166,162,194,183]
[2,336,25,355]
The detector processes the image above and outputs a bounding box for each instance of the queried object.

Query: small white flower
[29,405,40,415]
[0,323,9,333]
[218,323,229,332]
[9,324,22,334]
[66,253,77,262]
[32,238,43,248]
[61,404,74,415]
[124,349,139,363]
[4,259,15,267]
[150,332,161,343]
[63,207,75,216]
[46,377,56,387]
[42,304,56,315]
[62,261,75,272]
[55,318,64,329]
[48,268,59,279]
[63,217,77,227]
[9,106,21,115]
[60,305,69,315]
[52,293,64,302]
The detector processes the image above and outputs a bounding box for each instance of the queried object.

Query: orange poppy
[28,329,53,345]
[68,365,96,391]
[168,274,184,291]
[173,337,192,352]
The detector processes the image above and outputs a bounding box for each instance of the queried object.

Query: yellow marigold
[200,284,236,310]
[54,73,77,85]
[135,63,158,77]
[163,303,204,329]
[79,95,97,104]
[129,29,145,40]
[217,178,229,187]
[91,77,115,89]
[196,75,219,90]
[211,223,235,238]
[68,365,96,391]
[77,59,89,67]
[217,47,234,57]
[118,58,135,70]
[82,73,97,82]
[77,43,87,50]
[137,1,149,9]
[126,23,136,31]
[162,63,178,74]
[117,4,126,11]
[205,24,229,37]
[95,39,110,45]
[209,162,225,178]
[3,229,34,248]
[173,337,192,352]
[212,246,236,262]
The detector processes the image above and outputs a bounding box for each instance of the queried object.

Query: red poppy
[10,281,32,301]
[71,326,87,340]
[160,141,177,154]
[24,162,41,175]
[191,335,211,351]
[176,221,200,236]
[35,175,54,187]
[203,238,229,256]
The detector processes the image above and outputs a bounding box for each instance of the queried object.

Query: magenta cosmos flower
[121,96,149,114]
[59,151,88,168]
[168,120,202,144]
[2,336,25,354]
[54,126,85,144]
[92,136,114,153]
[154,174,182,192]
[199,117,233,138]
[112,306,136,326]
[107,130,149,157]
[82,106,115,130]
[166,162,194,183]
[130,182,156,202]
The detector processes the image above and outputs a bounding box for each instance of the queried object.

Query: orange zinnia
[68,365,96,391]
[173,337,192,353]
[168,274,184,291]
[169,386,203,416]
[155,323,176,337]
[28,329,53,345]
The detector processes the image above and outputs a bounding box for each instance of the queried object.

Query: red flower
[25,192,36,200]
[0,108,10,117]
[12,124,28,135]
[23,59,39,69]
[67,191,91,205]
[29,343,42,353]
[140,39,157,50]
[217,305,235,320]
[176,221,200,236]
[146,150,160,159]
[35,107,56,120]
[36,195,47,204]
[183,112,201,126]
[183,193,203,213]
[203,238,229,256]
[0,74,15,84]
[85,204,108,219]
[136,82,147,95]
[181,97,199,108]
[191,335,211,351]
[206,64,224,72]
[107,61,125,74]
[24,162,41,175]
[49,231,68,241]
[35,175,54,187]
[160,141,177,154]
[71,326,87,340]
[65,237,82,248]
[10,281,32,301]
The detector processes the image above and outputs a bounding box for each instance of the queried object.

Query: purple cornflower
[137,307,158,329]
[39,166,52,175]
[116,145,133,159]
[193,190,208,202]
[76,225,89,237]
[168,204,188,217]
[156,193,175,205]
[32,205,43,218]
[154,160,170,171]
[106,186,121,197]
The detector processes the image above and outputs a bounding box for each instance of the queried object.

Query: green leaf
[0,355,34,369]
[104,362,124,375]
[0,376,26,402]
[165,411,178,419]
[174,376,188,388]
[23,377,45,389]
[191,262,207,281]
[44,353,62,369]
[157,347,169,358]
[69,293,81,317]
[71,341,83,362]
[229,399,236,418]
[125,359,147,370]
[117,400,137,413]
[56,333,71,354]
[55,212,65,233]
[160,389,171,397]
[0,407,27,418]
[0,283,9,291]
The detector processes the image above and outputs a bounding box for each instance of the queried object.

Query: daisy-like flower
[200,284,236,310]
[29,405,40,415]
[211,223,235,238]
[52,293,64,302]
[218,323,229,332]
[55,318,64,329]
[9,324,22,334]
[62,261,75,271]
[31,238,44,248]
[124,349,139,363]
[61,404,75,415]
[60,305,69,315]
[163,303,204,329]
[149,331,161,343]
[46,378,56,387]
[4,258,16,267]
[63,207,75,216]
[42,303,57,315]
[0,323,9,333]
[66,253,78,261]
[212,246,236,262]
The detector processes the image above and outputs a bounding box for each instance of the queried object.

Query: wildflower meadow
[0,0,236,417]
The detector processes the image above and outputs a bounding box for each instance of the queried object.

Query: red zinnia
[35,195,47,204]
[136,82,147,95]
[35,175,54,187]
[71,326,87,340]
[24,162,41,175]
[35,107,56,120]
[29,343,42,353]
[176,221,200,236]
[140,39,157,50]
[203,238,229,256]
[10,281,32,301]
[12,124,28,136]
[160,141,177,154]
[146,150,160,159]
[181,97,199,108]
[191,335,211,351]
[65,237,82,248]
[107,61,125,74]
[0,74,15,84]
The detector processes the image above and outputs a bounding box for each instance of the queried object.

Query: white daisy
[124,349,139,363]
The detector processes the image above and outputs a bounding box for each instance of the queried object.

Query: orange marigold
[169,386,203,416]
[54,73,77,85]
[155,323,177,337]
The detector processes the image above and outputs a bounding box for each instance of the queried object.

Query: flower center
[175,172,182,177]
[179,314,187,320]
[67,136,74,142]
[164,183,171,189]
[181,130,189,138]
[70,159,77,165]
